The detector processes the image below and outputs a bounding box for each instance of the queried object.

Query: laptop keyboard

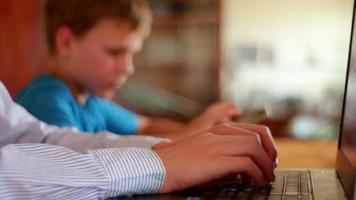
[110,170,314,200]
[214,170,314,200]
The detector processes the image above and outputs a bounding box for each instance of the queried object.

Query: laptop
[111,2,356,199]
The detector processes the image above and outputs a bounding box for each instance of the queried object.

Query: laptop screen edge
[336,0,356,199]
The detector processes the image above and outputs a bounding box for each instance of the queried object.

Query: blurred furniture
[276,138,338,168]
[0,0,46,97]
[120,0,221,120]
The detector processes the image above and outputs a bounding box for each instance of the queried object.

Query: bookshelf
[117,0,221,119]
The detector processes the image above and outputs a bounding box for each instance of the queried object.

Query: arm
[0,144,165,199]
[102,99,186,138]
[0,122,278,199]
[138,102,242,140]
[1,82,277,197]
[1,83,167,151]
[137,116,186,139]
[0,83,166,199]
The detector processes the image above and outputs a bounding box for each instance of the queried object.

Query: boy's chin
[96,90,116,99]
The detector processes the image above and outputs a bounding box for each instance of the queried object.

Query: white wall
[221,0,353,112]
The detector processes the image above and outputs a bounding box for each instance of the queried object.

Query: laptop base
[111,169,347,200]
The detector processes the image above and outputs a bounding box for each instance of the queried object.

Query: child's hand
[187,102,242,133]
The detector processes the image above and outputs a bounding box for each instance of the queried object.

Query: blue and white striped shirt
[0,82,166,200]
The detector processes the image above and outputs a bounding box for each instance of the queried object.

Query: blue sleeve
[101,100,139,135]
[16,90,79,129]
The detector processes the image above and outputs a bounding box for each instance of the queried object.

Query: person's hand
[153,123,276,193]
[186,102,241,134]
[210,123,278,167]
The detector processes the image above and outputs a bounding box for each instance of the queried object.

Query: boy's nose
[125,62,134,76]
[114,59,134,76]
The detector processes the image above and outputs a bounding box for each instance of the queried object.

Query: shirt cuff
[91,147,165,198]
[110,134,171,149]
[138,136,171,149]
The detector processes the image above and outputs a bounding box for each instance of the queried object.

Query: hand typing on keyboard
[154,123,278,193]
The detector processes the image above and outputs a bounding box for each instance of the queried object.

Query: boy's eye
[106,48,126,56]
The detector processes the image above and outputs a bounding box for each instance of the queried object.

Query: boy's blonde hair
[45,0,152,54]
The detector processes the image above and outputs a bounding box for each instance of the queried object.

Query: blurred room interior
[119,0,354,141]
[0,0,353,168]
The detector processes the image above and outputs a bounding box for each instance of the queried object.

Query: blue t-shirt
[16,74,139,135]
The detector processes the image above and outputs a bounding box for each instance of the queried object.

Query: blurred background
[220,0,353,139]
[0,0,354,140]
[117,0,354,140]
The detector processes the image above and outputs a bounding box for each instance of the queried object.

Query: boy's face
[61,19,143,98]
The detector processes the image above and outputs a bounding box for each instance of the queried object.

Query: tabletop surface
[275,138,338,169]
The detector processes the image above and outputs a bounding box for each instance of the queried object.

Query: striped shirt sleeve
[0,144,165,199]
[0,82,167,199]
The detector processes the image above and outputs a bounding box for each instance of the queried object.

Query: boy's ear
[55,27,76,57]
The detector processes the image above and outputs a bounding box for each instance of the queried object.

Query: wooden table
[275,138,338,169]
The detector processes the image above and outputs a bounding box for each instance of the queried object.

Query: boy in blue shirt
[16,0,240,139]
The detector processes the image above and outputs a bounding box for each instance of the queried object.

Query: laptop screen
[340,0,356,169]
[337,1,356,199]
[341,47,356,168]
